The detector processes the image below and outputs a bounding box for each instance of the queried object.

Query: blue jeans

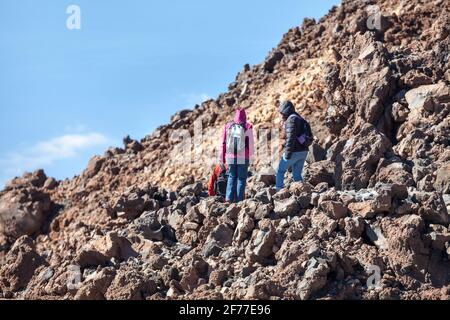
[276,151,308,191]
[226,163,249,203]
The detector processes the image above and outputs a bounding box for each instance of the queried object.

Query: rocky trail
[0,0,449,300]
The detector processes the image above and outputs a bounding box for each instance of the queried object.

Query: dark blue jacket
[279,102,310,159]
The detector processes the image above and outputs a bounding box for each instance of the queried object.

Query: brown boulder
[412,191,450,226]
[296,258,330,300]
[274,197,300,218]
[246,220,276,263]
[83,156,105,179]
[370,159,415,187]
[304,160,336,187]
[0,236,47,292]
[0,187,53,242]
[76,232,138,268]
[405,82,450,112]
[320,201,348,220]
[105,268,157,300]
[336,124,392,190]
[349,201,377,219]
[381,215,431,284]
[74,268,117,300]
[434,164,450,194]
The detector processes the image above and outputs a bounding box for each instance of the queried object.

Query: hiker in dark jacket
[276,101,313,191]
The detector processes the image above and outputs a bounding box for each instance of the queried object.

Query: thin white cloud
[182,93,211,108]
[0,132,110,186]
[64,124,88,133]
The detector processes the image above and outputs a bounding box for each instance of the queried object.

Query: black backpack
[214,163,228,197]
[290,114,314,148]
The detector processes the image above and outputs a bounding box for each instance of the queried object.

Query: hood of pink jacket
[234,109,247,124]
[220,108,254,163]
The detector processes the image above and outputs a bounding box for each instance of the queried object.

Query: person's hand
[283,153,291,161]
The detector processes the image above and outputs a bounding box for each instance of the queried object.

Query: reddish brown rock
[74,268,117,300]
[320,201,348,220]
[76,232,138,268]
[0,236,47,293]
[0,187,53,241]
[105,268,157,300]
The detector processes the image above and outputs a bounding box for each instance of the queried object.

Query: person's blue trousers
[226,163,249,203]
[276,151,308,191]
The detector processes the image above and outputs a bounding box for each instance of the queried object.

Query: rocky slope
[0,0,449,300]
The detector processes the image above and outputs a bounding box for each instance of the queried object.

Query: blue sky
[0,0,339,186]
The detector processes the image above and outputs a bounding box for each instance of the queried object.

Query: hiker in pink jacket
[220,109,254,203]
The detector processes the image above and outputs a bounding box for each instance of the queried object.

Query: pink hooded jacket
[221,109,254,164]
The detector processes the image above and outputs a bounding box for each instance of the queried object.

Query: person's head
[278,101,295,120]
[234,108,247,124]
